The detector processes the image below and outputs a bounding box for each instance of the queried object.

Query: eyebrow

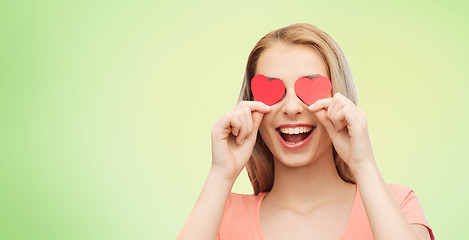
[265,74,322,81]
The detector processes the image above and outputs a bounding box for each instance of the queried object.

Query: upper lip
[276,123,315,128]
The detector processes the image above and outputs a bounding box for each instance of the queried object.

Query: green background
[1,0,467,239]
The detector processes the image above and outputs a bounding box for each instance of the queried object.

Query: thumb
[243,111,264,143]
[252,111,265,130]
[313,109,338,137]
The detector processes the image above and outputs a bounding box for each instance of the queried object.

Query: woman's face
[256,42,333,167]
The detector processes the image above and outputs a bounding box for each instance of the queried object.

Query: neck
[267,148,352,210]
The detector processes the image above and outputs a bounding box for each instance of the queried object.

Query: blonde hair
[238,23,358,195]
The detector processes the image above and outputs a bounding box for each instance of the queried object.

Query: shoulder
[386,184,434,239]
[224,192,265,212]
[228,192,262,202]
[387,183,412,192]
[386,183,414,204]
[218,192,266,239]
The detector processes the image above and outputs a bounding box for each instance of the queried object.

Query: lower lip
[276,128,315,149]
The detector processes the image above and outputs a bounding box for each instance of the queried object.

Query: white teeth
[279,126,313,134]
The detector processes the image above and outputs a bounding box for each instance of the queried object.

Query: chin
[274,145,329,168]
[275,153,315,167]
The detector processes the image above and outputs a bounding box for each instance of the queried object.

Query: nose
[282,90,304,118]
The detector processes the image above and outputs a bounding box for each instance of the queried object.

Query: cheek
[258,124,271,144]
[258,109,276,129]
[258,117,277,147]
[258,127,278,157]
[315,125,332,144]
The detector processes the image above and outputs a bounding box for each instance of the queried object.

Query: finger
[236,111,249,144]
[342,105,362,129]
[327,99,337,120]
[245,111,264,142]
[308,98,332,112]
[313,109,338,136]
[230,115,242,137]
[327,93,344,120]
[328,101,344,130]
[240,109,254,144]
[240,101,272,113]
[330,94,361,129]
[331,108,347,131]
[242,114,257,143]
[214,114,229,135]
[244,108,253,137]
[251,111,265,131]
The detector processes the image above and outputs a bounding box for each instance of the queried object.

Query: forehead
[256,42,329,81]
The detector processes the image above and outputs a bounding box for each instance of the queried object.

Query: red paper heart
[251,74,285,106]
[294,76,332,105]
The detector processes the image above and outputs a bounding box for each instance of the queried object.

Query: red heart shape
[251,74,285,106]
[294,76,332,105]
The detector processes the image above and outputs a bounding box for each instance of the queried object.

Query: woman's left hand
[308,92,375,174]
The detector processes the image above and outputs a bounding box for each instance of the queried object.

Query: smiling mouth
[276,126,315,145]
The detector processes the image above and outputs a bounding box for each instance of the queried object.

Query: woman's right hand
[210,101,271,182]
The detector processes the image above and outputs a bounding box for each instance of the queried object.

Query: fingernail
[309,103,315,109]
[240,139,245,144]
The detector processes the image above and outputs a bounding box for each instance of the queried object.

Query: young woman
[177,23,434,240]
